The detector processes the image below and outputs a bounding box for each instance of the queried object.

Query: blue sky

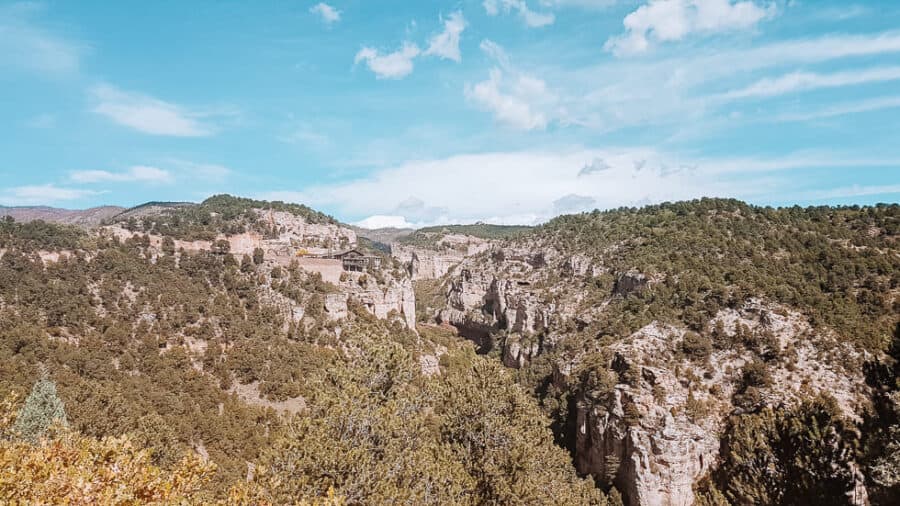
[1,0,898,227]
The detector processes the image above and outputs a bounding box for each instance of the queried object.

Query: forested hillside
[0,198,897,505]
[0,206,606,504]
[431,198,899,505]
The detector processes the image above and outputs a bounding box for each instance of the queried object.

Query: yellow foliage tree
[0,393,214,504]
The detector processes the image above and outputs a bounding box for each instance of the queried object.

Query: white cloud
[466,68,553,130]
[605,0,775,56]
[579,157,612,175]
[355,13,465,78]
[70,166,174,184]
[0,3,84,75]
[354,215,416,229]
[483,0,555,27]
[539,0,619,8]
[258,149,751,225]
[466,40,565,130]
[90,84,214,137]
[538,30,900,134]
[479,39,511,68]
[776,96,900,122]
[354,42,421,79]
[553,194,597,214]
[309,2,341,24]
[729,31,900,70]
[0,185,100,206]
[424,11,466,62]
[721,66,900,100]
[259,148,900,226]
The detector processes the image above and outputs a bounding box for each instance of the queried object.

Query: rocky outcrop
[321,274,416,329]
[103,209,357,266]
[256,210,357,255]
[501,335,541,369]
[392,245,465,280]
[350,278,417,330]
[324,293,349,320]
[438,268,554,344]
[391,234,491,280]
[562,303,872,506]
[438,240,874,505]
[614,270,648,297]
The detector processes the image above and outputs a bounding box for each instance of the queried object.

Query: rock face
[435,238,874,506]
[438,266,553,351]
[392,245,464,280]
[391,235,491,280]
[614,271,648,297]
[566,323,720,506]
[436,245,605,364]
[103,209,357,266]
[313,273,416,329]
[349,277,417,330]
[560,305,871,506]
[102,211,419,329]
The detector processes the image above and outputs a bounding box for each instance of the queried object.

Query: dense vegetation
[2,198,898,505]
[1,216,86,250]
[0,216,606,503]
[400,223,533,248]
[440,199,897,505]
[540,199,897,351]
[112,194,338,241]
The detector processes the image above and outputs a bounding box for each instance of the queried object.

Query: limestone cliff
[391,233,491,280]
[433,243,875,505]
[561,307,871,506]
[103,209,356,265]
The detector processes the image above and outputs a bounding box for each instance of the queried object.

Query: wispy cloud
[355,12,467,79]
[354,43,421,79]
[70,166,174,184]
[776,96,900,122]
[527,30,900,134]
[0,2,85,75]
[424,11,466,62]
[721,66,900,100]
[467,40,581,130]
[89,84,217,137]
[466,68,553,130]
[483,0,555,27]
[539,0,619,9]
[309,3,341,25]
[605,0,775,56]
[0,184,100,206]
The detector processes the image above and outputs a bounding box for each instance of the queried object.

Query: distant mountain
[0,205,124,227]
[108,201,196,222]
[351,226,415,245]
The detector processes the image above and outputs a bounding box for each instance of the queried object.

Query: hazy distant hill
[0,205,124,227]
[351,225,415,245]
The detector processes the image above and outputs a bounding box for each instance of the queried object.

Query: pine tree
[13,373,68,443]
